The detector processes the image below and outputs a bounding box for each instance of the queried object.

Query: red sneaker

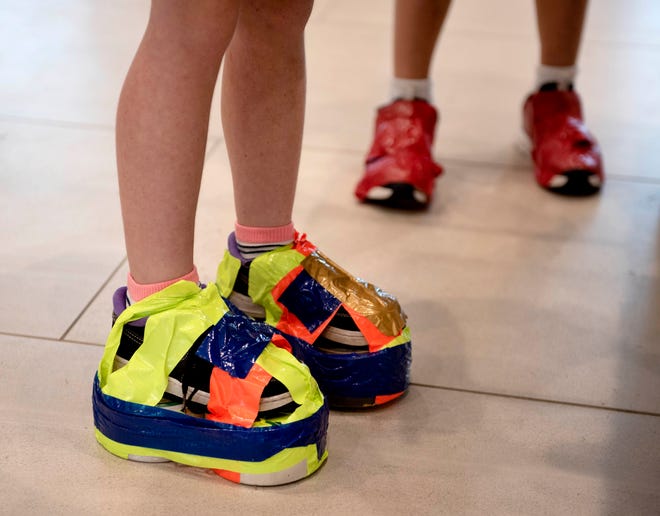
[356,99,443,210]
[523,88,604,195]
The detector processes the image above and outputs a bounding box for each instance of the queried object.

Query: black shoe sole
[363,183,429,211]
[546,170,602,197]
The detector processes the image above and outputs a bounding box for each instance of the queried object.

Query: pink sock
[234,222,295,243]
[235,222,295,261]
[127,266,199,302]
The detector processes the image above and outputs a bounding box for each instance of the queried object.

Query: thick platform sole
[92,376,328,486]
[327,390,408,409]
[288,337,412,409]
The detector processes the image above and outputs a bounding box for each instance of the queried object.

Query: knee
[147,0,239,56]
[238,0,314,39]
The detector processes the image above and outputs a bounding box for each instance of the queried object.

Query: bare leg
[536,0,588,67]
[117,0,239,284]
[394,0,451,79]
[221,0,314,228]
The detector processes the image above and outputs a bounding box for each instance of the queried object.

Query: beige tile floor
[1,1,659,514]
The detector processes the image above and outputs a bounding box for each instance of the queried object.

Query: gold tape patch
[302,250,406,337]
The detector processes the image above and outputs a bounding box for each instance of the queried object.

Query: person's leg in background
[355,0,450,210]
[536,0,587,78]
[524,0,604,195]
[392,0,450,97]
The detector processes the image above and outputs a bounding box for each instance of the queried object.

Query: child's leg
[97,1,329,485]
[524,0,603,195]
[534,0,589,88]
[213,1,411,410]
[393,0,451,83]
[221,0,314,230]
[536,0,588,68]
[117,0,239,286]
[390,0,450,101]
[355,0,449,210]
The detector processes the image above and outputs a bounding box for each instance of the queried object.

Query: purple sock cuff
[227,232,251,265]
[112,286,128,316]
[112,286,147,327]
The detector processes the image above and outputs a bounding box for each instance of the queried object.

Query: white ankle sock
[390,77,433,102]
[535,65,576,90]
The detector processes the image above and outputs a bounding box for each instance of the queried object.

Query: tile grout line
[59,256,128,341]
[0,331,102,348]
[52,133,220,343]
[27,136,219,343]
[0,114,115,132]
[300,143,660,186]
[399,222,628,248]
[3,114,660,188]
[0,114,225,145]
[2,327,658,418]
[412,381,660,418]
[3,130,220,340]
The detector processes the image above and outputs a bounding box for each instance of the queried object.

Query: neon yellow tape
[381,326,412,350]
[255,343,324,425]
[95,430,327,476]
[99,282,226,406]
[215,250,241,297]
[248,245,305,327]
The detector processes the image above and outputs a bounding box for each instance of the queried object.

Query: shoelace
[293,231,308,246]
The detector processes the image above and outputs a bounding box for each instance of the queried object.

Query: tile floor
[1,1,659,514]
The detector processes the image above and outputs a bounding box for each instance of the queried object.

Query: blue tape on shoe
[92,375,328,462]
[286,336,412,399]
[277,270,341,333]
[195,312,273,378]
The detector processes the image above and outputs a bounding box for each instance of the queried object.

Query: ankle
[535,64,576,91]
[234,222,295,261]
[127,266,199,302]
[390,77,433,103]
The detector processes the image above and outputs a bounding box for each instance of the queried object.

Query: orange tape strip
[207,363,273,428]
[343,305,400,352]
[375,392,405,405]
